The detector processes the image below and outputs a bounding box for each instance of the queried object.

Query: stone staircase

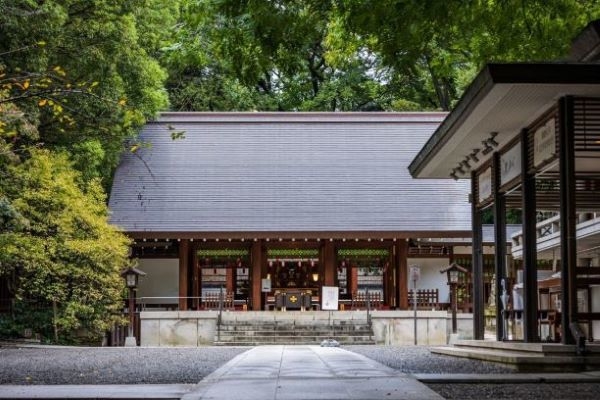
[431,339,600,372]
[214,311,376,346]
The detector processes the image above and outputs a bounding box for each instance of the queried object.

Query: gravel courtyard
[1,344,599,399]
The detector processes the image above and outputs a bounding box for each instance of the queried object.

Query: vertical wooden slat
[178,239,189,311]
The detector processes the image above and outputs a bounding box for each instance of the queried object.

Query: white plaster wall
[137,259,179,304]
[407,258,450,303]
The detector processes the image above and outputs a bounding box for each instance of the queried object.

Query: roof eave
[409,63,600,179]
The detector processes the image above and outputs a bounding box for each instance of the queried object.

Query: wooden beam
[178,239,189,310]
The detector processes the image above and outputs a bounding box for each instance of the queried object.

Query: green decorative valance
[267,249,319,258]
[197,249,249,258]
[337,249,389,258]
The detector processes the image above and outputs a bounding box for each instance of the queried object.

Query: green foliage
[164,1,600,112]
[0,0,175,187]
[337,0,600,110]
[164,0,397,111]
[0,150,130,343]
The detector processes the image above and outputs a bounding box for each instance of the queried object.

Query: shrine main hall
[108,112,476,314]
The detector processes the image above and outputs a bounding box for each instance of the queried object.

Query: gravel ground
[0,346,247,385]
[427,383,600,399]
[344,345,600,400]
[1,344,600,399]
[343,345,515,374]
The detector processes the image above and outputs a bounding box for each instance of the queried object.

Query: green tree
[0,150,130,343]
[0,0,178,343]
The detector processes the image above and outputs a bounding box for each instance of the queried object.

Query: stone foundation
[139,310,474,346]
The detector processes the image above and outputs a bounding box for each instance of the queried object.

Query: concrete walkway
[182,345,443,400]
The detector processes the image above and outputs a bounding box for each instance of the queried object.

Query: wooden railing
[351,291,382,310]
[407,289,439,310]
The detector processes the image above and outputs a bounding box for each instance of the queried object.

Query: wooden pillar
[346,263,353,297]
[251,240,263,311]
[396,240,408,310]
[559,96,577,344]
[493,152,507,341]
[471,172,485,340]
[226,267,235,294]
[323,241,336,287]
[521,127,539,342]
[350,266,358,296]
[178,239,189,311]
[385,247,394,307]
[191,243,200,309]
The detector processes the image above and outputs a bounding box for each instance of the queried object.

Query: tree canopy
[163,0,600,112]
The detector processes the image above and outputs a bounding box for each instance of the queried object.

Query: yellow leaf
[37,41,47,47]
[130,144,139,153]
[23,80,30,89]
[90,81,99,88]
[38,99,47,106]
[118,99,126,106]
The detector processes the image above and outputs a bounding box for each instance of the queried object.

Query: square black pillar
[471,171,485,340]
[521,128,539,342]
[559,96,577,345]
[492,153,507,341]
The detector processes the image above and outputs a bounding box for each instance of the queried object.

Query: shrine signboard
[321,286,339,311]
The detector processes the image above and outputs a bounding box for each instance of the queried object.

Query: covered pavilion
[410,20,600,346]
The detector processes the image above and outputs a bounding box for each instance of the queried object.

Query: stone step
[217,330,371,337]
[430,345,600,372]
[214,338,377,346]
[214,315,374,345]
[216,334,374,342]
[217,326,372,333]
[218,320,370,327]
[451,339,600,355]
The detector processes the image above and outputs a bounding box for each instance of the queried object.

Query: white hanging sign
[478,167,492,202]
[534,118,556,167]
[500,142,522,186]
